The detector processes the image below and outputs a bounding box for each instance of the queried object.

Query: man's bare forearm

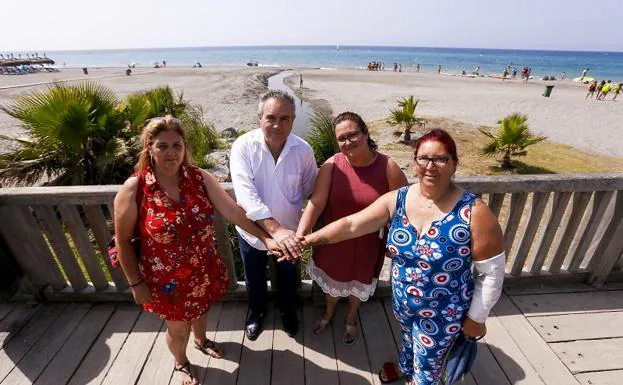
[255,217,283,236]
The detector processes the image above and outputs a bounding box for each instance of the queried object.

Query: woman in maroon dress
[297,112,408,344]
[114,116,285,385]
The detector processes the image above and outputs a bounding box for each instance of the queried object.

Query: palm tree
[479,113,547,170]
[0,82,134,186]
[306,112,339,166]
[386,95,426,143]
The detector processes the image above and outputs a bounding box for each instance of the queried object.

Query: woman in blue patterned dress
[303,129,506,385]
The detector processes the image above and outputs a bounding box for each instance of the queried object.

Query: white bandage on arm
[467,252,506,323]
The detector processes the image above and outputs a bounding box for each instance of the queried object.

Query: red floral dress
[136,165,229,321]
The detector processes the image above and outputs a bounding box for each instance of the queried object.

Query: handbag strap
[133,173,145,236]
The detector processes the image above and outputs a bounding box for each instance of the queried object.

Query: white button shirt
[230,129,318,250]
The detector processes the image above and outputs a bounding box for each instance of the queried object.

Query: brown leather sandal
[174,361,198,385]
[194,338,224,359]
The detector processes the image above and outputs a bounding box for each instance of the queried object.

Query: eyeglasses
[415,156,451,167]
[336,131,362,144]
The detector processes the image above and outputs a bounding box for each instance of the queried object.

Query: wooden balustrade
[0,174,622,301]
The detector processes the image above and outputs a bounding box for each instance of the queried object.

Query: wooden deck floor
[1,283,622,385]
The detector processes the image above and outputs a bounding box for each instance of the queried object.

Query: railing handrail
[1,173,623,206]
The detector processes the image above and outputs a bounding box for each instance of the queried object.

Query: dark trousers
[238,235,298,318]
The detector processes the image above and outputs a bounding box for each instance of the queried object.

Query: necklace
[420,185,455,209]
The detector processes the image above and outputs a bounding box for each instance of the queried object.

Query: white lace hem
[307,258,378,302]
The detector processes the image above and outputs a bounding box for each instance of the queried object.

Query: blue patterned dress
[387,186,477,384]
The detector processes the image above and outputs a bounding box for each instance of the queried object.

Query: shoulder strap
[133,173,145,237]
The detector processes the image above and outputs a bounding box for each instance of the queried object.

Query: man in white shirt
[230,90,318,340]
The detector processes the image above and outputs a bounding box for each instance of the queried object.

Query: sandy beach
[1,67,622,161]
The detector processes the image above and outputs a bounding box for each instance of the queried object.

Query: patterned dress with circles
[387,186,477,384]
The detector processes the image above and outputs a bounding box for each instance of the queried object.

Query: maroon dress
[307,152,390,301]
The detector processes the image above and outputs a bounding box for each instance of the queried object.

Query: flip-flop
[194,338,224,359]
[313,318,331,335]
[343,323,358,345]
[378,362,402,384]
[174,361,198,385]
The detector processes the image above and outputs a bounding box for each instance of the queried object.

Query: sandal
[343,322,358,345]
[174,361,198,385]
[313,318,331,335]
[378,362,403,384]
[194,338,224,359]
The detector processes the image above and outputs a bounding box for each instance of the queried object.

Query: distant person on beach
[586,81,598,99]
[561,71,566,80]
[612,83,622,101]
[230,90,318,342]
[598,80,612,100]
[398,63,402,72]
[297,112,407,345]
[473,65,480,75]
[437,64,442,74]
[502,67,509,80]
[299,74,303,89]
[596,80,606,99]
[162,60,166,67]
[416,63,420,72]
[580,68,589,81]
[302,129,505,385]
[512,67,518,78]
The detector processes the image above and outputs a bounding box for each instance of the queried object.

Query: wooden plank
[35,303,116,385]
[504,281,623,296]
[470,342,511,385]
[106,204,115,223]
[511,290,623,316]
[271,305,304,385]
[548,192,592,273]
[67,303,141,385]
[0,304,66,382]
[0,206,51,288]
[0,303,40,349]
[1,303,91,385]
[100,311,163,385]
[568,191,613,272]
[237,304,275,385]
[83,205,128,290]
[487,193,506,218]
[196,302,224,384]
[530,192,572,274]
[135,323,171,385]
[359,300,399,385]
[212,212,238,290]
[510,192,549,276]
[332,302,374,385]
[576,370,623,385]
[587,192,623,285]
[481,311,546,384]
[503,192,528,253]
[204,301,247,385]
[492,294,578,385]
[382,298,402,354]
[586,192,623,271]
[529,311,623,342]
[0,304,15,323]
[34,205,88,291]
[551,338,623,373]
[302,301,339,385]
[13,206,66,290]
[58,205,109,290]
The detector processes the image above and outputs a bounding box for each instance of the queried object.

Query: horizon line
[4,44,623,55]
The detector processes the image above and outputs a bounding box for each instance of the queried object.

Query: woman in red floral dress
[114,116,284,385]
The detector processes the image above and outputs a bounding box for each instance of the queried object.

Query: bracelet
[129,279,144,288]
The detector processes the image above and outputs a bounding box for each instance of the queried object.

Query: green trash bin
[543,85,555,97]
[0,235,22,302]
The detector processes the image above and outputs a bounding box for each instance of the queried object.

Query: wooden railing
[0,174,622,301]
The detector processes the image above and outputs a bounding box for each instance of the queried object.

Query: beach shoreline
[1,67,622,163]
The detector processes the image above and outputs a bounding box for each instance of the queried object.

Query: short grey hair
[257,90,296,118]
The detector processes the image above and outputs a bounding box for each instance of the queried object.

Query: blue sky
[3,0,622,52]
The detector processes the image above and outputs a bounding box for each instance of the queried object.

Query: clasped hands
[265,228,310,262]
